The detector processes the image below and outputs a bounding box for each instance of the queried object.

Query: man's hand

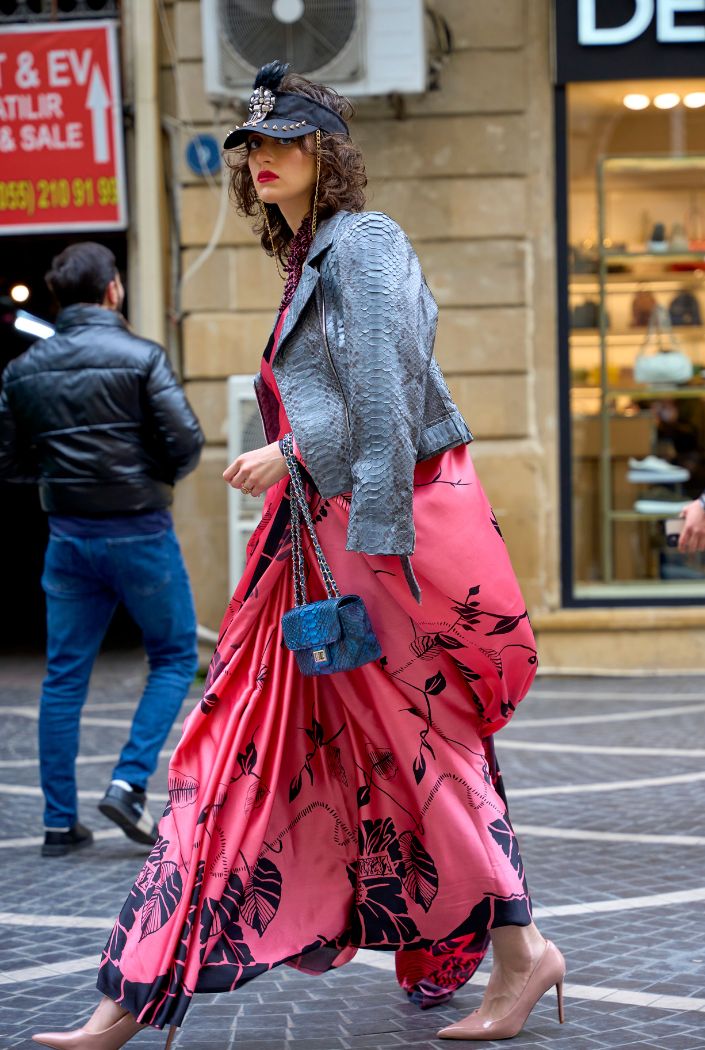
[222,440,288,498]
[678,498,705,553]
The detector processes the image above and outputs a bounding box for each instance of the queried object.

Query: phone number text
[0,177,118,215]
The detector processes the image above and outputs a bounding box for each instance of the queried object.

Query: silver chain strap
[281,433,341,607]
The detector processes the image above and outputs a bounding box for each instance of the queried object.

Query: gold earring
[259,199,285,281]
[312,129,321,238]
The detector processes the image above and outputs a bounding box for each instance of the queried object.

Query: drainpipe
[125,0,166,347]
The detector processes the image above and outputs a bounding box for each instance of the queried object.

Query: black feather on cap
[253,60,289,92]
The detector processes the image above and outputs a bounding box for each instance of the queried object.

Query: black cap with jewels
[223,60,349,151]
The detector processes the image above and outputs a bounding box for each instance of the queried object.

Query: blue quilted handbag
[279,433,382,676]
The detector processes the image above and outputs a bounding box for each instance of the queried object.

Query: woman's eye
[279,138,295,147]
[247,138,262,151]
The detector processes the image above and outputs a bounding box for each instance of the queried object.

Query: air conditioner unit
[201,0,426,101]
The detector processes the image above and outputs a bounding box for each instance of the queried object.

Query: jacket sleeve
[332,213,432,556]
[144,346,205,482]
[0,369,37,483]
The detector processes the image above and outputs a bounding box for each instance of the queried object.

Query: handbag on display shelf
[571,299,599,328]
[669,289,702,327]
[687,194,705,251]
[279,432,382,676]
[633,306,694,386]
[631,289,657,327]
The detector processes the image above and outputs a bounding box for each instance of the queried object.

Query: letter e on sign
[48,50,72,87]
[657,0,705,42]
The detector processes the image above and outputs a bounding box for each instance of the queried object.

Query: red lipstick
[257,170,279,183]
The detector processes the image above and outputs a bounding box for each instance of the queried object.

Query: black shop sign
[554,0,705,83]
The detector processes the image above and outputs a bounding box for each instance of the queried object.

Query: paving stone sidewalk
[1,654,704,1049]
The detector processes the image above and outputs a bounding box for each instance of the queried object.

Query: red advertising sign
[0,20,127,234]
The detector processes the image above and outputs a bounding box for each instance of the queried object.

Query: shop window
[566,79,705,599]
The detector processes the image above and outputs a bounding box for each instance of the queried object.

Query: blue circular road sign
[185,134,221,177]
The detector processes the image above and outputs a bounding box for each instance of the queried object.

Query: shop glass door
[566,79,705,599]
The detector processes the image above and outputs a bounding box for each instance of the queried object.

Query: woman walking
[33,63,564,1049]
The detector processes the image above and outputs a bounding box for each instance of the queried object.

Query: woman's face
[247,133,317,213]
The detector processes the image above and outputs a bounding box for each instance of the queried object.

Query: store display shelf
[569,326,705,342]
[603,155,705,174]
[570,385,705,401]
[606,386,705,399]
[609,510,683,521]
[569,275,703,292]
[603,251,705,262]
[575,580,705,600]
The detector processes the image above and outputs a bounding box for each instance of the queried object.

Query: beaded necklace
[279,215,313,314]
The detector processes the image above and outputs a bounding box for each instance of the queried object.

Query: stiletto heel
[32,1011,143,1049]
[437,940,566,1040]
[164,1026,177,1049]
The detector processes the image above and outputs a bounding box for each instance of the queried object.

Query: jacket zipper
[320,288,351,433]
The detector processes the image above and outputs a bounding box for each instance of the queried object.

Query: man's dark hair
[45,242,117,307]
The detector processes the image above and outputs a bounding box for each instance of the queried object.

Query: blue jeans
[39,529,198,828]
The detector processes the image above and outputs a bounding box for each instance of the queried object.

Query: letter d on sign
[578,0,654,45]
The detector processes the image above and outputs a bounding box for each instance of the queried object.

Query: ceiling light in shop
[14,310,53,341]
[9,284,30,303]
[654,93,681,109]
[684,92,705,109]
[623,93,650,110]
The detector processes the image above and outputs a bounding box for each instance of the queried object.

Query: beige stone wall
[159,0,560,633]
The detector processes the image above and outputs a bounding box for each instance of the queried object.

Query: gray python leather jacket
[254,209,473,564]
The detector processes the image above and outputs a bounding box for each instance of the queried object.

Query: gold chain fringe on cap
[259,128,321,279]
[312,129,321,238]
[259,199,285,281]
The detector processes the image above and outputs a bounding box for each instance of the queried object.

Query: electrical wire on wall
[180,161,232,288]
[155,0,243,645]
[425,2,454,91]
[155,0,246,296]
[156,0,225,197]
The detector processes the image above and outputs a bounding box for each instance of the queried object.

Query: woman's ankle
[489,923,546,972]
[82,998,128,1034]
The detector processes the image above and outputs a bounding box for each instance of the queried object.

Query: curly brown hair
[227,72,367,265]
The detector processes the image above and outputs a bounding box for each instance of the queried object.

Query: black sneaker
[41,822,94,858]
[98,783,158,845]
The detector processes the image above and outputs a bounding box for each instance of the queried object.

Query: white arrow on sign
[85,66,110,164]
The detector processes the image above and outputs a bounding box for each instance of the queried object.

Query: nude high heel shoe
[437,940,566,1041]
[32,1012,178,1050]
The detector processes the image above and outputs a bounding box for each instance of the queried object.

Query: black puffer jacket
[0,305,204,514]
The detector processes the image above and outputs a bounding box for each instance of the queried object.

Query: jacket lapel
[274,210,352,356]
[275,264,320,354]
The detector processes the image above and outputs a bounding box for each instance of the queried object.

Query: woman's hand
[223,440,288,498]
[678,499,705,553]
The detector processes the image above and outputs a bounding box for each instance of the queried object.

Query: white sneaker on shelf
[627,466,690,484]
[633,499,690,515]
[628,455,681,472]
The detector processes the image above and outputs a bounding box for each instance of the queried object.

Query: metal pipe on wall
[125,0,166,347]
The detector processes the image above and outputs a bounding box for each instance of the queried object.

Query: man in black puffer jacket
[0,242,205,858]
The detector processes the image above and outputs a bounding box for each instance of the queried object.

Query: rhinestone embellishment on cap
[244,86,276,127]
